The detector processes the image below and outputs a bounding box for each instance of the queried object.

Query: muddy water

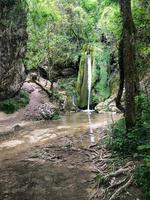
[0,112,120,200]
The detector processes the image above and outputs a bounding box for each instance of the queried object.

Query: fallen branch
[33,80,52,98]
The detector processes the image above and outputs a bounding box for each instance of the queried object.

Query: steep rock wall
[0,0,28,100]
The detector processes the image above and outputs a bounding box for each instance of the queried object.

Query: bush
[108,93,150,154]
[108,92,150,198]
[0,91,30,114]
[108,118,127,153]
[135,157,150,200]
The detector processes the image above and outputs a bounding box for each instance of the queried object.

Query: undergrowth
[108,93,150,199]
[0,91,30,114]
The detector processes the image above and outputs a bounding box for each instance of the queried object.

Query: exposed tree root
[107,177,127,190]
[67,130,136,200]
[85,134,135,200]
[104,165,134,179]
[109,175,133,200]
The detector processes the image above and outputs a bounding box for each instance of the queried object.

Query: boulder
[39,103,59,120]
[95,96,121,113]
[0,0,27,100]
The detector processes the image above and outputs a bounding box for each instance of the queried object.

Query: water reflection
[87,112,95,143]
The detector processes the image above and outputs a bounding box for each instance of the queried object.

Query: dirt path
[0,81,56,135]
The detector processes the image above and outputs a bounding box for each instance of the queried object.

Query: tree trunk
[115,38,125,113]
[119,0,139,130]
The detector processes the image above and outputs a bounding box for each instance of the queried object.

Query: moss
[0,91,30,114]
[76,44,95,108]
[91,44,111,104]
[110,75,119,95]
[76,44,111,108]
[76,45,87,108]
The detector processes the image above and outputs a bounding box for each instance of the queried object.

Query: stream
[0,112,120,200]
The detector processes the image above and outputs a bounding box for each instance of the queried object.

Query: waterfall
[87,54,92,111]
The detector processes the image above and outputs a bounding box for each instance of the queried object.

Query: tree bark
[115,38,125,113]
[119,0,139,130]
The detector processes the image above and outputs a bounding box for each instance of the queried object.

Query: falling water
[87,54,92,111]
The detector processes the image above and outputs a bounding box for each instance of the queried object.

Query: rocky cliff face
[0,0,28,100]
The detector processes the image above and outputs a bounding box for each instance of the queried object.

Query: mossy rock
[76,44,110,109]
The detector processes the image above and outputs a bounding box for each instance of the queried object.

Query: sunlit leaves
[98,4,121,39]
[81,0,98,11]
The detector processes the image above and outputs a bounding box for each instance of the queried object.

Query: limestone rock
[0,1,27,100]
[39,103,59,120]
[95,96,121,113]
[21,82,35,93]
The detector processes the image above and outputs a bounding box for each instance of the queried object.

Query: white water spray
[87,54,92,111]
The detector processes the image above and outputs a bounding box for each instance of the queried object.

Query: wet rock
[13,124,22,132]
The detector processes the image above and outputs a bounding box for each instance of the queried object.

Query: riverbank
[0,111,141,200]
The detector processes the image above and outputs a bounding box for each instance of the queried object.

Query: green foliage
[25,0,102,71]
[135,93,150,128]
[108,92,150,198]
[132,0,150,73]
[98,3,122,40]
[58,78,77,97]
[92,44,110,104]
[109,93,150,154]
[25,0,62,70]
[0,91,30,114]
[134,93,150,199]
[51,113,61,120]
[108,118,127,153]
[81,0,98,11]
[135,158,150,199]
